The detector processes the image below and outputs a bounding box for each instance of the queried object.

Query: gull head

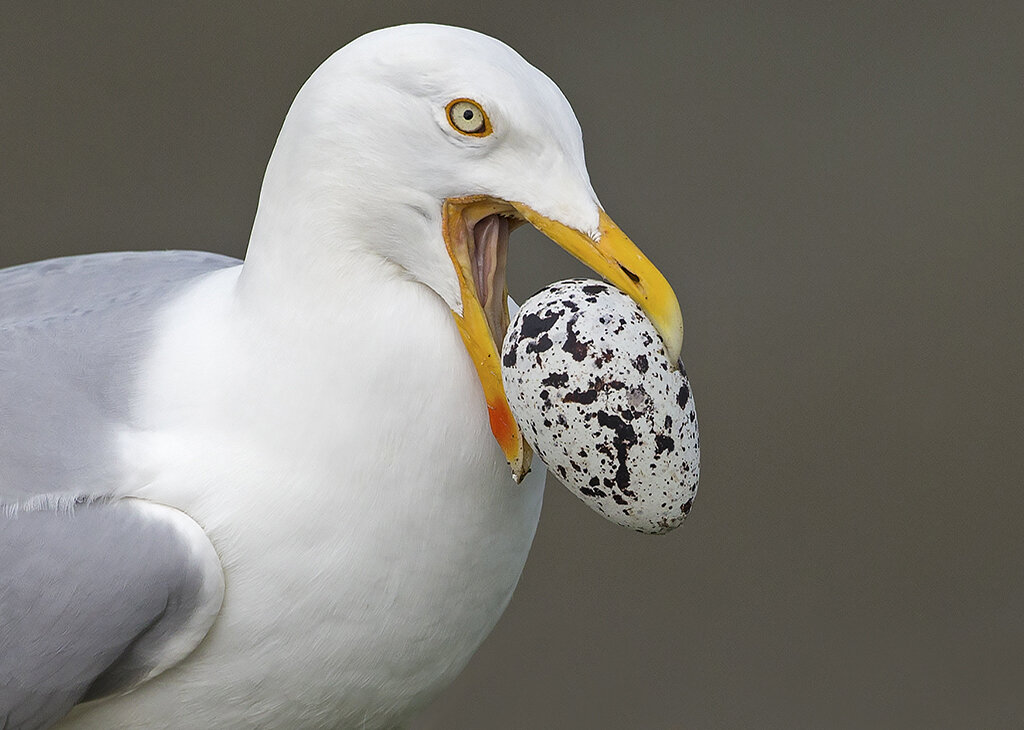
[247,23,683,481]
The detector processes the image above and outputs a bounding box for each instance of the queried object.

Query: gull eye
[446,99,491,136]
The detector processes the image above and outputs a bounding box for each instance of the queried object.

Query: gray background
[1,2,1020,728]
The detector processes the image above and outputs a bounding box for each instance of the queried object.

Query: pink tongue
[472,214,511,341]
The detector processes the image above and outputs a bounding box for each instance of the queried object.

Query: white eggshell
[502,279,699,534]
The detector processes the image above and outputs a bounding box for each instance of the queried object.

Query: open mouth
[442,195,532,481]
[443,196,527,347]
[441,193,684,483]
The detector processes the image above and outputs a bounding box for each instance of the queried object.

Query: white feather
[55,21,613,728]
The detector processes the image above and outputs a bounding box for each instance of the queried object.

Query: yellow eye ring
[446,98,491,137]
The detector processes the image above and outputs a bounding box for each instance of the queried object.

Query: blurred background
[1,2,1020,727]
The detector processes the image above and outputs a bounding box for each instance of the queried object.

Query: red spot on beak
[487,401,516,448]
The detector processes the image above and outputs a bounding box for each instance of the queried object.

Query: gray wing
[1,499,224,730]
[0,250,238,502]
[0,252,235,728]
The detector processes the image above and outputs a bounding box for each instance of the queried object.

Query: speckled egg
[502,279,699,534]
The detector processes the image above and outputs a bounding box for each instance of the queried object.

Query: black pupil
[463,109,474,120]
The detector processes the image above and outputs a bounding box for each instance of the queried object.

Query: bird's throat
[471,213,511,345]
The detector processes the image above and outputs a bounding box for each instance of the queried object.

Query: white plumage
[0,23,682,729]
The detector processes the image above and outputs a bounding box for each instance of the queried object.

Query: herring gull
[0,24,682,729]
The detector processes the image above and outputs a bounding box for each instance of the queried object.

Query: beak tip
[666,326,684,366]
[506,440,534,484]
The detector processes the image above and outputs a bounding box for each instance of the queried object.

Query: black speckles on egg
[562,388,598,405]
[677,383,690,409]
[541,371,569,388]
[502,278,700,534]
[592,408,637,499]
[526,334,553,354]
[519,311,559,339]
[562,316,590,361]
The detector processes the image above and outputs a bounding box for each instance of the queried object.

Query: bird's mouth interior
[442,196,527,347]
[442,195,533,480]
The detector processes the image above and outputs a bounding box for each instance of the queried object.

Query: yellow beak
[513,205,684,364]
[442,196,683,482]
